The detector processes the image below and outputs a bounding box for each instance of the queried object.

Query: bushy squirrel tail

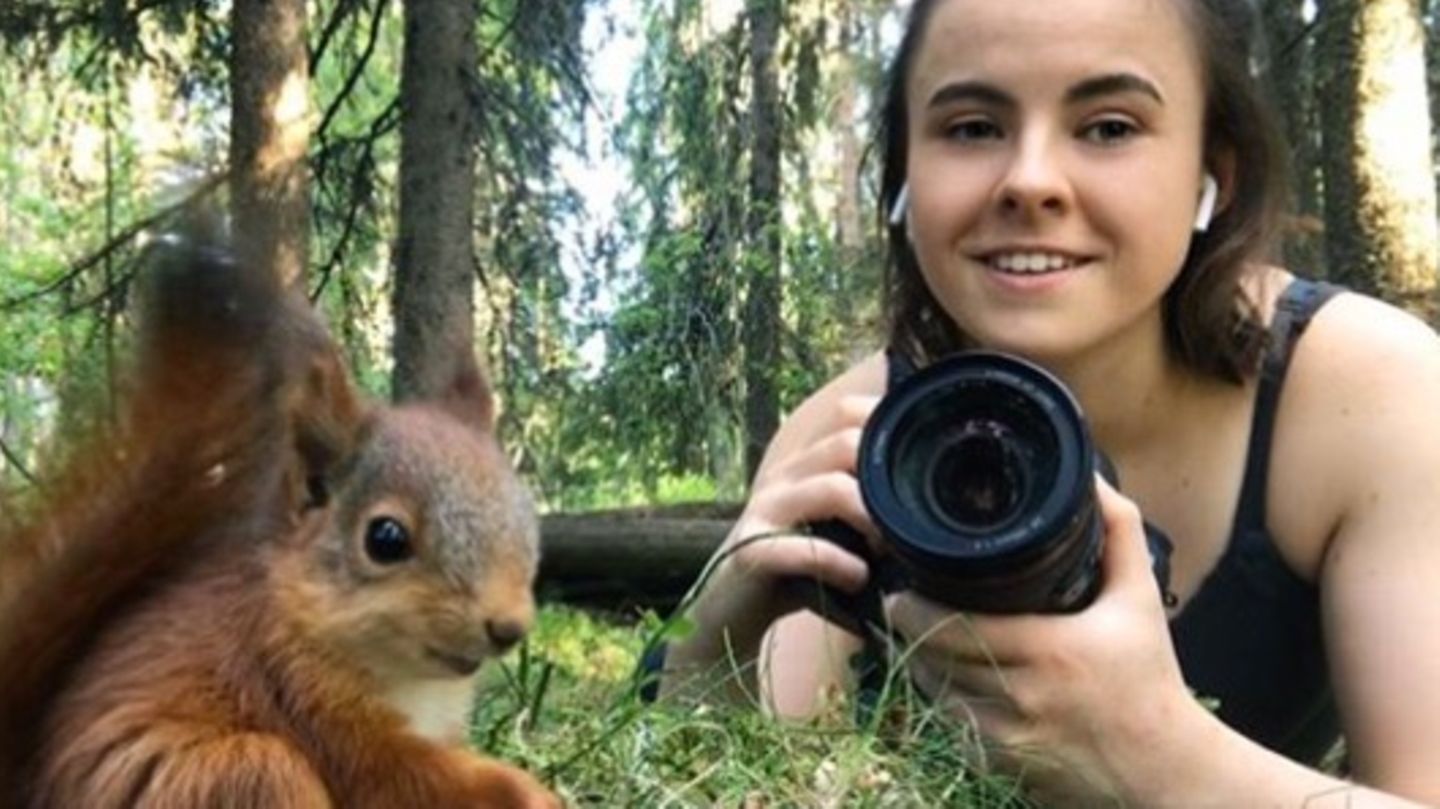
[0,233,324,799]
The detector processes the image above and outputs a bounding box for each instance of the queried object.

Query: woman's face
[904,0,1211,364]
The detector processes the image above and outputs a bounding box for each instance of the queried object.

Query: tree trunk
[834,4,863,256]
[1261,0,1327,276]
[1317,0,1440,321]
[742,0,783,482]
[231,0,310,288]
[392,0,479,401]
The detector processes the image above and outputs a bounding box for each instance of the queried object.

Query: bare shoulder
[1275,274,1440,557]
[1287,283,1440,425]
[1304,284,1440,366]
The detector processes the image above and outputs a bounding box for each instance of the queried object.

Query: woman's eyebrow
[925,73,1164,111]
[1065,73,1165,105]
[926,80,1014,111]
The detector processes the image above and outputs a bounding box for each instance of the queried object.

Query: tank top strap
[1230,278,1344,539]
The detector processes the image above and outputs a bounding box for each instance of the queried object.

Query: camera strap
[884,347,918,390]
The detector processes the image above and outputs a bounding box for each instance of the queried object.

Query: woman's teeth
[989,253,1081,273]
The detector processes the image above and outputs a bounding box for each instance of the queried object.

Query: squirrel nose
[485,619,528,653]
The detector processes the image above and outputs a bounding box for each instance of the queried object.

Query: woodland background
[1,0,1438,538]
[0,3,1434,801]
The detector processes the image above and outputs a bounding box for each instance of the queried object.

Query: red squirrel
[0,235,562,808]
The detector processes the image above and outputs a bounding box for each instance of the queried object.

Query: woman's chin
[947,321,1092,365]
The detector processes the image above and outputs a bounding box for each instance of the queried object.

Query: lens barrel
[857,351,1102,613]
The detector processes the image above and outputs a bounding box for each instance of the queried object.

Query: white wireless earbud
[888,183,910,228]
[1194,173,1218,233]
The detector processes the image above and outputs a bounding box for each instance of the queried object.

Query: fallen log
[536,503,741,611]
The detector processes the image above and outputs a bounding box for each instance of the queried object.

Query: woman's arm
[1299,295,1440,802]
[659,353,886,706]
[759,609,865,719]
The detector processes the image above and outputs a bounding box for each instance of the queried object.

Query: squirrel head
[269,352,539,684]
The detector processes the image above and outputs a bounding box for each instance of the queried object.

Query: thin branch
[65,0,178,77]
[310,97,400,300]
[0,435,37,487]
[310,188,366,303]
[1277,17,1321,63]
[478,3,526,47]
[310,169,371,303]
[1,173,226,312]
[314,88,399,193]
[310,0,363,72]
[315,0,390,144]
[63,262,140,318]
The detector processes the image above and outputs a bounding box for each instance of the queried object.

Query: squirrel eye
[364,517,413,564]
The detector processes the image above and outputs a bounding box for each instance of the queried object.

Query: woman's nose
[997,133,1070,219]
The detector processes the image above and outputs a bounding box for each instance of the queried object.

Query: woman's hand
[886,476,1206,806]
[663,393,884,698]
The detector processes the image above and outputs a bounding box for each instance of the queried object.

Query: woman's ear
[1195,174,1219,232]
[890,183,917,245]
[1207,150,1239,223]
[889,183,910,228]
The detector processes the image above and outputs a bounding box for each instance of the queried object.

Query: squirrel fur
[0,235,560,808]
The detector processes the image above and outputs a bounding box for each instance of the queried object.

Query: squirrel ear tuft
[439,353,495,434]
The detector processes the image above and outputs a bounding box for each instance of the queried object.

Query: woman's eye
[364,517,413,564]
[1082,118,1139,144]
[945,118,1002,142]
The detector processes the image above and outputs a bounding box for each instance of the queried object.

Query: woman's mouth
[984,252,1088,274]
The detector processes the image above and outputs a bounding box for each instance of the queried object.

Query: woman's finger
[1093,474,1165,603]
[884,592,1040,665]
[749,469,879,543]
[726,532,873,594]
[904,648,1015,700]
[906,651,1028,740]
[755,425,865,488]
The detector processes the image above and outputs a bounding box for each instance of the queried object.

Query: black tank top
[1168,277,1342,763]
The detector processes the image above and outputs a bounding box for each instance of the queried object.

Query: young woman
[660,0,1440,805]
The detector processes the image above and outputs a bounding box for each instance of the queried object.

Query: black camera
[790,351,1173,631]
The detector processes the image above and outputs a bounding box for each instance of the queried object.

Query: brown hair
[875,0,1289,383]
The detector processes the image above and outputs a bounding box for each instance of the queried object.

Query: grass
[469,605,1034,808]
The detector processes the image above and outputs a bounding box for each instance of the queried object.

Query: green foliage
[468,0,607,509]
[0,1,227,76]
[307,0,404,395]
[473,606,1034,807]
[0,0,901,510]
[597,2,754,500]
[0,36,171,489]
[574,0,894,506]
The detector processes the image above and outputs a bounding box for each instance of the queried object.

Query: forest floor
[473,605,1031,808]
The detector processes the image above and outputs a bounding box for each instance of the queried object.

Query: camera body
[793,351,1173,631]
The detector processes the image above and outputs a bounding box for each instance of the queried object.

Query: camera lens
[858,351,1100,612]
[885,381,1058,557]
[923,420,1026,532]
